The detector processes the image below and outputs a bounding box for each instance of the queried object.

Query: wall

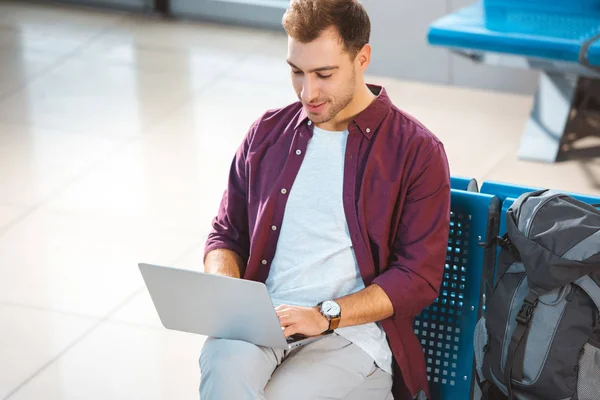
[53,0,540,94]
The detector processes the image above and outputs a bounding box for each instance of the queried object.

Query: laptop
[138,263,327,349]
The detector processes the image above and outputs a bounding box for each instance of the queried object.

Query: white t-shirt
[265,126,393,375]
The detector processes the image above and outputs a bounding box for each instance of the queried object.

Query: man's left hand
[275,305,330,338]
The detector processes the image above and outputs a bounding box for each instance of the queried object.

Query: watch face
[322,300,341,317]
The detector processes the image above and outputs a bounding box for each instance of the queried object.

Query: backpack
[474,189,600,400]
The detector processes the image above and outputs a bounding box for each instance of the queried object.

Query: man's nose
[301,77,319,104]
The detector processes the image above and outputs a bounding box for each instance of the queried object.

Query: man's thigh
[345,366,394,400]
[199,337,285,400]
[264,334,393,400]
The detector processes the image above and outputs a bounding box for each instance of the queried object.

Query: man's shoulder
[250,101,304,139]
[386,104,444,149]
[261,101,304,121]
[381,102,450,188]
[377,102,448,174]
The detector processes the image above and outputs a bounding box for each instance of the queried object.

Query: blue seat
[411,181,597,397]
[484,0,600,15]
[427,1,600,163]
[414,189,500,399]
[451,176,479,192]
[428,2,600,66]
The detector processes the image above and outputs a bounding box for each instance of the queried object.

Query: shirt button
[296,149,302,155]
[308,121,312,126]
[262,259,268,265]
[281,188,287,194]
[271,225,277,231]
[366,128,371,133]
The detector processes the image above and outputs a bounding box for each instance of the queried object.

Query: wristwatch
[318,300,342,334]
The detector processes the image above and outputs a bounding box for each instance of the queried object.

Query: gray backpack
[474,190,600,400]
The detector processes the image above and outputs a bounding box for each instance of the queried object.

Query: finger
[276,304,296,310]
[275,306,293,315]
[283,324,300,338]
[276,309,292,319]
[277,314,294,327]
[276,312,287,319]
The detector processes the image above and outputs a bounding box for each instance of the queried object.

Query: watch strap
[329,314,341,331]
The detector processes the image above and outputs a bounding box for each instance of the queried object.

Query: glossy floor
[1,1,599,399]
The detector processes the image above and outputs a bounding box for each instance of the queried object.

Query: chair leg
[517,72,577,163]
[558,77,600,160]
[517,73,600,163]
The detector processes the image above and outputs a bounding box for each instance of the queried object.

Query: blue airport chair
[451,176,479,192]
[414,189,500,399]
[427,1,600,163]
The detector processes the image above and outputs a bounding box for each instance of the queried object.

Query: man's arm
[204,248,245,279]
[203,121,257,276]
[277,142,450,337]
[276,284,393,337]
[334,283,393,327]
[370,142,450,318]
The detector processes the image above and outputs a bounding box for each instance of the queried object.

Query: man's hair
[282,0,371,58]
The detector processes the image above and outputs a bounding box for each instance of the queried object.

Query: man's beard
[304,68,356,125]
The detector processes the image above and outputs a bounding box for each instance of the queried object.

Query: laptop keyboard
[286,334,308,343]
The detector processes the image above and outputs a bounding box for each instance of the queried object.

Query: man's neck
[317,84,376,131]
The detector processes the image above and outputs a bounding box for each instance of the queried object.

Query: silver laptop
[138,263,326,349]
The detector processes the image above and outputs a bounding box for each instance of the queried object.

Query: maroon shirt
[205,85,451,399]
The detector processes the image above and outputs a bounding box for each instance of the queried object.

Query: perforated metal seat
[414,189,500,399]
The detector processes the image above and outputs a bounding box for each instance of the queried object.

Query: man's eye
[317,74,332,79]
[292,70,303,75]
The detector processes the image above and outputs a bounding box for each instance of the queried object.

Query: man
[200,0,450,399]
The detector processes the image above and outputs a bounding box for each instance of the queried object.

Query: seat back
[484,0,600,15]
[414,189,500,399]
[451,176,479,192]
[427,2,600,67]
[417,179,599,398]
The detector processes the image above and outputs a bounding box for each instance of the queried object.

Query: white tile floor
[0,1,599,399]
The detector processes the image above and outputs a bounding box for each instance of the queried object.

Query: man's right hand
[203,249,244,278]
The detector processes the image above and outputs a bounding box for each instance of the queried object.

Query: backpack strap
[504,290,539,399]
[480,381,494,400]
[575,275,600,312]
[510,278,600,388]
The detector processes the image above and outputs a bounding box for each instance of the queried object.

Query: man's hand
[275,305,330,338]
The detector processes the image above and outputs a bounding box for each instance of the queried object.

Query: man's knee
[199,338,277,399]
[200,338,264,377]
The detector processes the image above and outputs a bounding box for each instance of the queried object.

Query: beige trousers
[199,333,394,400]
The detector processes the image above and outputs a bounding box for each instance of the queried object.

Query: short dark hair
[282,0,371,58]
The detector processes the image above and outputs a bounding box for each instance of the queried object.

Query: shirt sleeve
[203,121,257,265]
[372,141,451,318]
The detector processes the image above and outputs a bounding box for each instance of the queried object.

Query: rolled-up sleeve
[372,142,451,318]
[203,122,256,264]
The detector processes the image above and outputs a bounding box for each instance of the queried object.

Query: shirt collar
[294,84,391,139]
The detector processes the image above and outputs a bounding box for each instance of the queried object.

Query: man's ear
[356,43,371,72]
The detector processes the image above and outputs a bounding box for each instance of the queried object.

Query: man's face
[287,27,358,127]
